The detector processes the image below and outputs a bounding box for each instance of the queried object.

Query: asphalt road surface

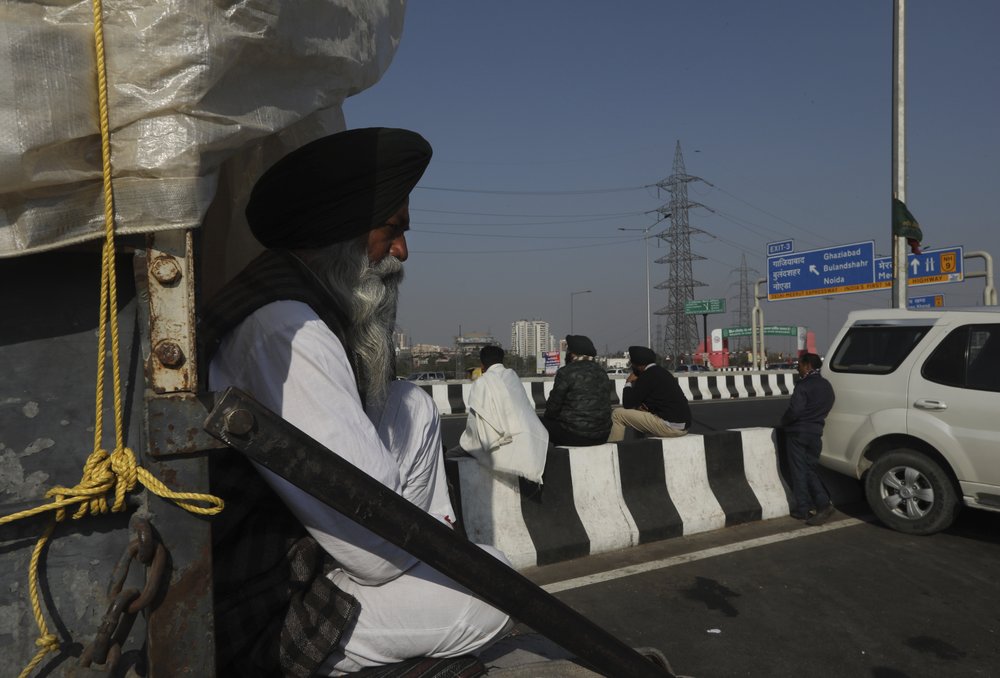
[522,501,1000,678]
[446,396,998,677]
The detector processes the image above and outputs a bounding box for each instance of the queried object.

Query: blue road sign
[767,241,876,301]
[908,294,944,309]
[874,246,964,289]
[767,240,793,256]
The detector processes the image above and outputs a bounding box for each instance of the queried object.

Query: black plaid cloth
[211,449,358,677]
[347,656,487,678]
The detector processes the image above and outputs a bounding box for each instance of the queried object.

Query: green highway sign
[684,298,726,315]
[723,325,799,337]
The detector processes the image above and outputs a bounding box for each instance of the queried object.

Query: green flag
[892,198,923,253]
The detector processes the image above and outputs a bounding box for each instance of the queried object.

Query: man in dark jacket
[541,335,612,446]
[608,346,691,442]
[780,352,836,525]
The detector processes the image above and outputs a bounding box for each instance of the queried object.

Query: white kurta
[210,300,511,673]
[459,364,549,484]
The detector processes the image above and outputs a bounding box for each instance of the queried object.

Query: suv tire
[864,449,958,535]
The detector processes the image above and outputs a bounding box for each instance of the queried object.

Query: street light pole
[570,289,591,334]
[620,215,669,349]
[619,221,664,348]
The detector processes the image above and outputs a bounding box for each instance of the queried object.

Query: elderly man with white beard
[202,128,512,677]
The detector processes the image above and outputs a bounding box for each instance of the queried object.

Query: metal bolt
[224,409,255,437]
[150,256,182,285]
[153,340,185,368]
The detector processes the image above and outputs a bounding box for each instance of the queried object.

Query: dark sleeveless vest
[201,250,359,677]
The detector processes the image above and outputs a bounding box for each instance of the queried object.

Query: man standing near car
[607,346,691,442]
[780,352,836,525]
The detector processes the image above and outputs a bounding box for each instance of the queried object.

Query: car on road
[674,364,709,373]
[406,371,448,382]
[820,307,1000,535]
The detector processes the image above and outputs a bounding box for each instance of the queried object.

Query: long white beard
[308,241,404,411]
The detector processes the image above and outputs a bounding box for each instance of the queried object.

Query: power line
[410,238,640,255]
[702,182,839,246]
[416,229,640,241]
[415,184,655,196]
[415,214,645,227]
[412,207,646,218]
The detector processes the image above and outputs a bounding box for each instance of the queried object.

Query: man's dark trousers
[786,432,830,514]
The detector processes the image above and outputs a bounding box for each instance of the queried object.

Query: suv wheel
[864,449,958,535]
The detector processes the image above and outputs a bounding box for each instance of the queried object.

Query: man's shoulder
[642,364,672,382]
[232,301,345,355]
[800,371,833,391]
[252,299,322,323]
[242,300,325,337]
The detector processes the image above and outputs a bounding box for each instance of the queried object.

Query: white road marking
[542,517,866,594]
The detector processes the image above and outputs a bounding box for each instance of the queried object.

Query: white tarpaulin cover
[0,0,405,258]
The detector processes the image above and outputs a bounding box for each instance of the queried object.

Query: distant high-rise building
[393,327,409,351]
[510,319,552,359]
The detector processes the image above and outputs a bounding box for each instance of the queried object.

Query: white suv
[821,307,1000,534]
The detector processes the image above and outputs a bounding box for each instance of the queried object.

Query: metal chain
[80,517,167,672]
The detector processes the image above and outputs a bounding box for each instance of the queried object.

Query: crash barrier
[421,372,795,416]
[445,427,862,571]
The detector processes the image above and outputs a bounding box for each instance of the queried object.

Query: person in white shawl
[455,346,549,484]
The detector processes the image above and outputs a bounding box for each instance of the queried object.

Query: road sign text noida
[772,248,867,288]
[767,241,963,302]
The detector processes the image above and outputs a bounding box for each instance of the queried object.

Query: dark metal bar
[203,387,674,678]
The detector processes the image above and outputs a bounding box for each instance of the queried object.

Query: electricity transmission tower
[727,253,758,358]
[653,141,706,365]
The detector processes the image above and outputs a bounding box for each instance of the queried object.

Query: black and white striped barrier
[421,373,794,416]
[446,428,796,570]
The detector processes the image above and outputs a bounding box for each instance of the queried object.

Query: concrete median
[422,372,795,415]
[447,428,815,570]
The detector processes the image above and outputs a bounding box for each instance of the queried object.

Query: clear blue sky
[345,1,1000,356]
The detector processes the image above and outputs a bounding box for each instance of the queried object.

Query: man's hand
[626,372,638,384]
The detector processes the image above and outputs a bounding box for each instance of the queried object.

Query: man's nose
[391,233,408,262]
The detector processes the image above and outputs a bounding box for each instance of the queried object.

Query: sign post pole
[892,0,909,309]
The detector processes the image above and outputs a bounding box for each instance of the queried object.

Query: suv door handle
[914,399,947,411]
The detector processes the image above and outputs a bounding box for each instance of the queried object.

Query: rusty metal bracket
[204,387,676,678]
[142,231,197,395]
[145,392,227,457]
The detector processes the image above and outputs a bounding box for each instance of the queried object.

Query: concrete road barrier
[447,428,796,570]
[422,372,795,415]
[447,427,862,570]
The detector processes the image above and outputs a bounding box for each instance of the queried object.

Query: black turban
[628,345,656,366]
[566,335,597,357]
[245,127,432,249]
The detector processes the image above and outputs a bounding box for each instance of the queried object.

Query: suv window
[829,324,931,374]
[923,324,1000,392]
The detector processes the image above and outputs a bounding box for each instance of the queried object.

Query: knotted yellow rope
[1,1,224,675]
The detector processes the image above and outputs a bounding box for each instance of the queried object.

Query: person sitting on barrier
[607,346,691,442]
[540,334,612,446]
[204,128,512,676]
[450,345,549,483]
[780,352,837,526]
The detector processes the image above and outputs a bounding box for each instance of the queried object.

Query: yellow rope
[3,1,224,675]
